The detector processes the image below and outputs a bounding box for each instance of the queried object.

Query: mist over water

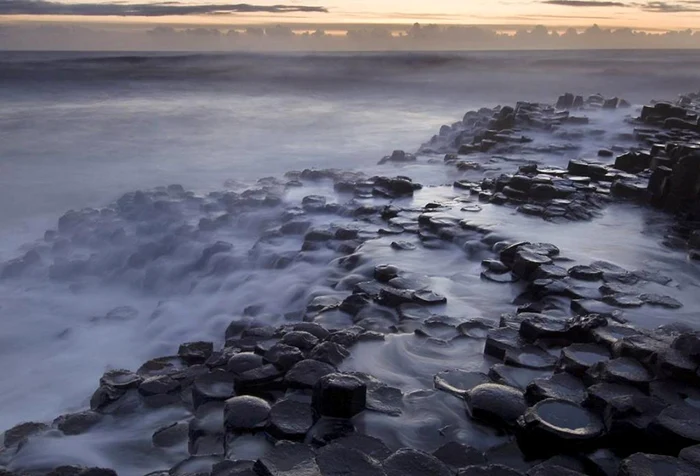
[1,49,700,473]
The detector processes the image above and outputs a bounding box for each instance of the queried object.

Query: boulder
[223,396,271,432]
[383,448,452,476]
[432,442,486,471]
[267,399,314,441]
[285,359,336,389]
[312,373,367,419]
[525,373,587,405]
[465,383,527,427]
[316,443,386,476]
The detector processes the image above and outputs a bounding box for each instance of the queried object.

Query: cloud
[0,1,328,16]
[641,1,700,12]
[542,0,628,6]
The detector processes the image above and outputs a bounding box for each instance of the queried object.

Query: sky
[2,0,700,30]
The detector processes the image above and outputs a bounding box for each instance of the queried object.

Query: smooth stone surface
[285,360,336,389]
[649,405,700,454]
[254,441,320,476]
[525,373,587,405]
[432,442,486,471]
[267,399,314,441]
[383,448,452,476]
[313,373,367,419]
[504,346,557,370]
[316,444,386,476]
[557,343,611,377]
[466,383,527,427]
[618,453,690,476]
[330,435,392,462]
[224,396,271,432]
[192,370,236,409]
[457,464,524,476]
[587,357,653,389]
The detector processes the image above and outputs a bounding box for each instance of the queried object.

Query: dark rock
[306,417,355,446]
[591,325,639,350]
[457,465,524,476]
[54,410,101,435]
[432,442,486,471]
[189,402,226,456]
[265,344,305,371]
[585,382,645,414]
[648,405,700,455]
[234,364,284,391]
[192,370,236,409]
[485,327,525,360]
[466,383,527,427]
[178,341,214,365]
[366,384,403,416]
[227,352,264,375]
[680,444,700,468]
[434,369,490,398]
[211,460,256,476]
[516,399,605,458]
[99,369,142,389]
[330,435,392,461]
[316,443,386,476]
[640,294,682,309]
[312,373,366,419]
[224,395,271,432]
[568,266,603,281]
[412,290,447,305]
[281,331,319,351]
[527,462,586,476]
[383,448,452,476]
[285,360,336,389]
[254,441,320,476]
[309,342,350,367]
[152,421,188,448]
[649,379,700,408]
[170,455,223,476]
[267,399,314,441]
[557,343,611,377]
[580,448,620,476]
[3,421,48,447]
[512,251,552,280]
[138,375,181,396]
[613,334,666,363]
[525,373,587,405]
[391,241,416,251]
[504,345,557,370]
[618,453,693,476]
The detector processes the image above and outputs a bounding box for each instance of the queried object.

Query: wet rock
[54,410,101,435]
[649,379,700,408]
[613,334,666,363]
[516,399,605,458]
[265,344,305,371]
[580,448,620,476]
[189,402,226,456]
[212,460,256,476]
[99,369,142,389]
[648,405,700,455]
[527,462,586,476]
[618,453,692,476]
[254,441,320,476]
[267,399,314,441]
[170,455,223,475]
[485,326,525,360]
[504,345,557,370]
[152,421,188,448]
[585,382,645,414]
[331,434,391,461]
[365,383,403,416]
[227,352,264,375]
[525,373,587,405]
[641,293,683,309]
[557,343,611,377]
[224,396,271,432]
[234,364,284,391]
[591,325,639,350]
[673,332,700,359]
[383,448,452,476]
[306,417,355,446]
[434,369,490,398]
[680,444,700,468]
[138,375,181,396]
[656,348,698,382]
[281,331,319,351]
[466,383,527,427]
[533,264,568,280]
[432,442,486,471]
[313,373,366,419]
[316,443,386,476]
[192,369,236,409]
[391,241,416,251]
[412,290,447,305]
[285,359,336,389]
[519,313,606,344]
[309,342,350,367]
[3,421,48,447]
[512,250,552,280]
[178,341,214,365]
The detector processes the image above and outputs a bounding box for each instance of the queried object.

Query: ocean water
[1,49,700,473]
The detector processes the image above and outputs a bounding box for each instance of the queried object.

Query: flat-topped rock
[434,369,490,398]
[383,448,452,476]
[525,373,587,405]
[466,383,527,428]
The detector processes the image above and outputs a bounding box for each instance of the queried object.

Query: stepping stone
[432,442,486,471]
[224,396,270,433]
[557,343,611,377]
[267,399,314,441]
[383,448,452,476]
[525,373,587,405]
[466,383,527,428]
[434,370,490,398]
[313,373,367,419]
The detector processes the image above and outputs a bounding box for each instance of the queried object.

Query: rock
[673,332,700,359]
[227,352,264,375]
[178,341,214,365]
[516,399,605,458]
[383,448,452,476]
[591,325,639,350]
[649,379,700,408]
[485,327,525,360]
[640,294,683,309]
[54,410,102,435]
[3,421,48,447]
[316,443,386,476]
[170,455,223,476]
[527,462,587,476]
[224,396,271,432]
[285,359,336,389]
[434,369,490,398]
[457,465,524,476]
[648,405,700,455]
[580,449,620,476]
[557,343,611,377]
[267,399,314,441]
[99,369,142,389]
[525,373,587,405]
[330,435,392,461]
[152,421,188,448]
[412,290,447,305]
[306,417,355,446]
[504,346,557,370]
[613,334,666,363]
[519,313,606,344]
[391,241,416,251]
[432,442,486,471]
[680,444,700,468]
[465,383,527,427]
[309,342,350,367]
[281,331,319,351]
[618,453,693,476]
[265,344,305,371]
[312,373,366,419]
[656,348,698,382]
[254,441,320,476]
[192,369,236,409]
[138,375,181,396]
[189,402,226,456]
[512,251,552,280]
[234,364,285,391]
[585,382,645,414]
[568,266,603,281]
[212,460,256,476]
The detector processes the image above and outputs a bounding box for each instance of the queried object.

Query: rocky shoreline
[2,90,700,475]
